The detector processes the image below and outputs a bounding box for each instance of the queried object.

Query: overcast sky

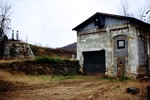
[1,0,149,48]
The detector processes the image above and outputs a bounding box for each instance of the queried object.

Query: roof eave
[72,12,150,31]
[72,12,99,31]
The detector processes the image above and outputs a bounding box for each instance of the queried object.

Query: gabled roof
[72,12,150,31]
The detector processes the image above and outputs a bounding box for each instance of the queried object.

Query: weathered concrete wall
[113,35,128,78]
[74,13,150,79]
[135,28,147,66]
[77,23,142,78]
[77,29,108,73]
[3,41,34,60]
[78,25,128,75]
[128,25,139,75]
[110,25,130,77]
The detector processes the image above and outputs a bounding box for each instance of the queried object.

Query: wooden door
[117,57,125,78]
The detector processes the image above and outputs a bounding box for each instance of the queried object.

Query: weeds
[100,76,114,81]
[52,75,75,81]
[118,77,132,82]
[35,56,61,63]
[26,75,81,83]
[100,76,133,82]
[28,75,51,82]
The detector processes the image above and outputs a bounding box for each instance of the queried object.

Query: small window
[117,40,125,49]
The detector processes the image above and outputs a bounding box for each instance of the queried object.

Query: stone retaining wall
[3,41,34,60]
[0,60,80,76]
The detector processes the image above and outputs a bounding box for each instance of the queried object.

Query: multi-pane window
[117,40,125,49]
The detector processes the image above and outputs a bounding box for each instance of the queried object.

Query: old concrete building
[73,12,150,78]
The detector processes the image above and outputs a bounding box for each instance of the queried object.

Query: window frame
[117,40,125,49]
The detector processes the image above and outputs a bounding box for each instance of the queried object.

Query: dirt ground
[0,70,150,100]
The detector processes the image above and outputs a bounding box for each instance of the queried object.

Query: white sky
[1,0,149,48]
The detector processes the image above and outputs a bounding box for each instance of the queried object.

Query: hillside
[29,44,76,59]
[62,42,76,51]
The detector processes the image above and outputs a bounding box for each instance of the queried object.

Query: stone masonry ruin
[0,30,34,60]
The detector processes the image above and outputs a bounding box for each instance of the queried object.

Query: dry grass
[0,69,149,100]
[102,81,148,100]
[0,59,28,64]
[0,69,82,84]
[0,70,30,83]
[0,69,58,85]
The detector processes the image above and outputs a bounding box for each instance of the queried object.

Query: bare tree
[137,3,150,23]
[0,3,11,36]
[119,0,130,16]
[144,8,150,23]
[118,0,150,23]
[137,7,146,21]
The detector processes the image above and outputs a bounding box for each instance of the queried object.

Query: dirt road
[0,77,149,100]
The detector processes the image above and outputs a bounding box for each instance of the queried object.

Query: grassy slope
[30,44,76,59]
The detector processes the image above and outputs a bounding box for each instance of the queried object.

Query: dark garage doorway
[83,50,106,76]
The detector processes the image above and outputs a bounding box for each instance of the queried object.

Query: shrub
[34,56,80,76]
[35,56,61,63]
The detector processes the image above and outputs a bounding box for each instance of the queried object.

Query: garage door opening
[83,50,106,76]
